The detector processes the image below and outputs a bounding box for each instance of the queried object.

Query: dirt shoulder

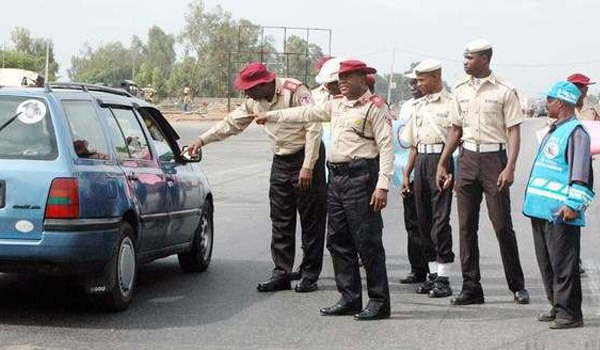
[162,111,226,122]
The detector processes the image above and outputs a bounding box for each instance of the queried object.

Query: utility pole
[387,49,395,103]
[44,41,50,82]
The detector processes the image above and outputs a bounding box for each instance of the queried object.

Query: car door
[137,107,203,247]
[102,105,169,252]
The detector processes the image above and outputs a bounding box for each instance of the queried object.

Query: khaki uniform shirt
[199,78,322,169]
[402,89,452,147]
[449,73,525,144]
[311,85,332,107]
[576,97,600,121]
[265,90,394,190]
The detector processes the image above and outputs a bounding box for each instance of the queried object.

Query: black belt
[327,158,377,176]
[273,148,305,161]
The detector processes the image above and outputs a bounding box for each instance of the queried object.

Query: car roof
[0,83,179,141]
[0,83,152,106]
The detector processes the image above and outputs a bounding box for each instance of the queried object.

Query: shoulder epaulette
[369,95,386,108]
[495,76,516,91]
[283,78,303,92]
[454,76,471,89]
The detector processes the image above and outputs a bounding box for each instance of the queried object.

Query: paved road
[0,119,600,350]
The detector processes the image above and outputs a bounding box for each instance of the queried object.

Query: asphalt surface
[1,118,600,350]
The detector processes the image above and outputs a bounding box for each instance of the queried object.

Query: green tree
[5,27,58,80]
[146,26,176,77]
[280,35,323,86]
[69,42,133,86]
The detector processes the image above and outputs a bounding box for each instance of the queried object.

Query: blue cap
[545,81,581,105]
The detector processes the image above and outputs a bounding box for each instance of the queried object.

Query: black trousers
[402,182,428,275]
[414,153,454,264]
[270,144,327,281]
[531,218,582,321]
[326,158,390,307]
[455,149,525,292]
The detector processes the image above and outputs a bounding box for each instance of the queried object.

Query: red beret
[234,62,276,90]
[567,73,595,86]
[337,60,377,75]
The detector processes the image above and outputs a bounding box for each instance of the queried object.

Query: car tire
[100,222,137,312]
[178,200,213,272]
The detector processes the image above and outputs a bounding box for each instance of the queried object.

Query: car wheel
[178,200,213,272]
[100,222,137,312]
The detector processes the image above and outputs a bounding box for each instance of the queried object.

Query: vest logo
[544,141,559,159]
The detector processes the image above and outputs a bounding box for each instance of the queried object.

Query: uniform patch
[370,95,386,108]
[298,94,312,106]
[283,80,299,92]
[385,113,393,127]
[544,141,559,159]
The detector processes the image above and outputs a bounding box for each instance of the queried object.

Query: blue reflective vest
[523,118,594,226]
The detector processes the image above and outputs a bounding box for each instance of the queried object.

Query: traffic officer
[397,68,429,285]
[567,73,600,121]
[187,62,327,293]
[523,81,593,329]
[436,40,529,305]
[256,59,394,320]
[312,57,343,106]
[401,59,454,298]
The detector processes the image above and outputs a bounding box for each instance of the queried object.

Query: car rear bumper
[0,218,122,275]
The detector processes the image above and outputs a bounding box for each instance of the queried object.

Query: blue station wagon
[0,83,214,311]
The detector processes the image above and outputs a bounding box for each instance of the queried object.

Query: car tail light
[45,178,79,219]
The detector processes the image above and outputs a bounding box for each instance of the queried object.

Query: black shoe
[537,309,556,322]
[416,273,437,294]
[256,278,291,292]
[320,299,362,316]
[428,276,452,298]
[354,302,391,321]
[514,289,530,304]
[450,289,484,305]
[400,272,427,284]
[290,270,302,281]
[549,318,584,329]
[294,278,318,293]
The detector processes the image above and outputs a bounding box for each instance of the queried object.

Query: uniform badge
[298,94,312,106]
[544,141,559,159]
[385,113,393,127]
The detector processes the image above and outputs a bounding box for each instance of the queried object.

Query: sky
[2,0,600,98]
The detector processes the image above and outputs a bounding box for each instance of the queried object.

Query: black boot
[428,276,452,298]
[416,273,437,294]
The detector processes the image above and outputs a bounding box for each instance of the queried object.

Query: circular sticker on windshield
[16,100,46,124]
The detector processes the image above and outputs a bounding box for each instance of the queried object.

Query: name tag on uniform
[485,99,501,105]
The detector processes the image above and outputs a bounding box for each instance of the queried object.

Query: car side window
[102,108,130,160]
[138,109,176,163]
[62,100,109,160]
[107,108,152,161]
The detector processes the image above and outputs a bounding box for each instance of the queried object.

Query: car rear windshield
[0,96,57,160]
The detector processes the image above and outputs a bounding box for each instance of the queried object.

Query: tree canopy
[8,0,329,101]
[2,27,58,80]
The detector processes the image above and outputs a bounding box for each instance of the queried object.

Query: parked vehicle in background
[0,68,44,87]
[0,83,214,311]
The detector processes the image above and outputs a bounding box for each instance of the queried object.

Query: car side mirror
[180,145,201,163]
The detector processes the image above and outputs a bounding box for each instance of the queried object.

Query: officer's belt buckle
[417,143,444,154]
[463,142,506,153]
